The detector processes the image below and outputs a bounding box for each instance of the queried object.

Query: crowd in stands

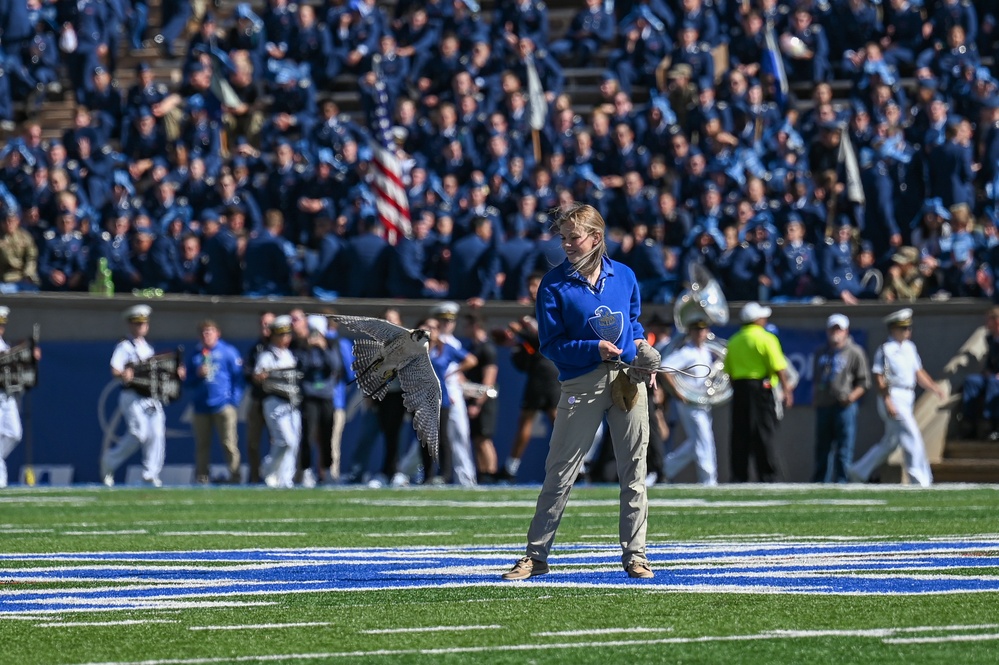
[0,0,997,305]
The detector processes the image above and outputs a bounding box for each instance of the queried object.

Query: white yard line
[58,627,999,665]
[533,627,673,636]
[189,622,332,631]
[35,619,178,628]
[361,625,503,634]
[363,532,454,538]
[0,528,55,533]
[62,531,149,536]
[883,633,999,644]
[157,532,307,537]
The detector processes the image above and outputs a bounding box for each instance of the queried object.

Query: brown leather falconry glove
[627,340,661,385]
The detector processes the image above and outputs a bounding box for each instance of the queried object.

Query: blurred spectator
[549,0,613,67]
[0,0,997,313]
[0,205,40,292]
[960,306,999,440]
[243,209,294,296]
[448,215,498,304]
[39,202,88,291]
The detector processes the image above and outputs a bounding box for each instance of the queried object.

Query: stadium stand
[0,0,996,306]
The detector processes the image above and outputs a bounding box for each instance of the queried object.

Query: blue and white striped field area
[0,485,997,664]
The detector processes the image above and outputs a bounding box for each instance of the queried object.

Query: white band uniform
[255,346,302,488]
[102,336,165,485]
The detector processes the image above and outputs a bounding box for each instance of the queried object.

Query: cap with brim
[123,304,152,323]
[740,301,772,323]
[430,301,460,320]
[307,314,328,335]
[891,246,919,265]
[884,308,913,327]
[689,318,710,329]
[826,313,849,330]
[270,315,293,334]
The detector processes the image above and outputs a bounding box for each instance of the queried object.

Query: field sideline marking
[60,624,999,665]
[158,532,307,537]
[363,532,454,538]
[533,627,674,636]
[361,625,502,634]
[883,633,999,644]
[189,622,332,631]
[62,531,149,536]
[35,619,178,628]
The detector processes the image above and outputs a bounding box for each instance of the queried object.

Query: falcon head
[410,328,431,347]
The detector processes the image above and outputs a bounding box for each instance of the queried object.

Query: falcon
[331,315,442,460]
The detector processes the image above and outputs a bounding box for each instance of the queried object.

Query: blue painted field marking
[1,540,998,615]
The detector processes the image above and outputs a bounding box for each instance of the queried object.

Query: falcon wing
[397,353,442,461]
[331,315,410,344]
[350,338,392,401]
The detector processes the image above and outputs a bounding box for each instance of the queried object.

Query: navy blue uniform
[622,237,675,304]
[549,5,614,65]
[39,230,89,291]
[202,226,241,296]
[243,229,293,296]
[264,163,305,243]
[820,239,863,299]
[91,230,140,292]
[448,232,499,300]
[929,138,975,208]
[728,239,776,301]
[774,239,819,301]
[342,228,390,298]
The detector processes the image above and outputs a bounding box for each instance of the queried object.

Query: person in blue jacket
[243,210,294,297]
[502,203,661,582]
[186,319,244,484]
[448,215,498,304]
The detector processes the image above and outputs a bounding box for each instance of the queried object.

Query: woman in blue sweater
[502,203,661,581]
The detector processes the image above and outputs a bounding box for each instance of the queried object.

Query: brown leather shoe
[626,560,654,579]
[502,556,549,580]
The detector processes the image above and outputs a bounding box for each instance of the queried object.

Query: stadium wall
[0,294,986,484]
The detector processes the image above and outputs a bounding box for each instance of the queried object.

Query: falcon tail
[351,339,396,401]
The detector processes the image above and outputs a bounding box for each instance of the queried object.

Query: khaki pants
[525,365,650,568]
[193,405,240,481]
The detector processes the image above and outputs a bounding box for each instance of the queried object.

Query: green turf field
[1,484,998,664]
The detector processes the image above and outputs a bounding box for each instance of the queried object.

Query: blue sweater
[185,340,245,413]
[537,256,646,380]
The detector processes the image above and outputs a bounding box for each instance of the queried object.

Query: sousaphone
[663,264,732,406]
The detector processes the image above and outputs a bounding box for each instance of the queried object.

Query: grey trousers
[525,365,650,568]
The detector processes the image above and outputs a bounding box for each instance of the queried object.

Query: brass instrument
[663,265,732,406]
[127,347,183,404]
[462,382,498,400]
[0,324,39,395]
[261,368,303,407]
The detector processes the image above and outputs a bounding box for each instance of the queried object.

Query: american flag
[368,80,412,244]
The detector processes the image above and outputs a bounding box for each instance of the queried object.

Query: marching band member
[253,315,302,488]
[849,308,946,487]
[660,315,718,485]
[0,307,40,488]
[101,305,183,488]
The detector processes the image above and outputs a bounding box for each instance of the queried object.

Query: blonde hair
[553,203,607,279]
